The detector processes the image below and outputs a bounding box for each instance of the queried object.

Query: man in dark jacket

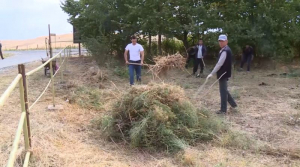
[193,39,207,77]
[0,42,4,60]
[240,45,254,72]
[185,46,196,69]
[207,35,237,114]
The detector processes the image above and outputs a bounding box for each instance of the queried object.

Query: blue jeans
[129,60,141,85]
[219,78,237,112]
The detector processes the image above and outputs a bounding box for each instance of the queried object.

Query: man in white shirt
[124,36,144,86]
[207,35,237,114]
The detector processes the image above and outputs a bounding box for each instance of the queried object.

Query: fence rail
[0,75,22,107]
[0,46,72,167]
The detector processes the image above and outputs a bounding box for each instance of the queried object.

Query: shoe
[185,65,188,69]
[231,104,237,108]
[216,110,226,114]
[196,74,200,78]
[229,107,238,113]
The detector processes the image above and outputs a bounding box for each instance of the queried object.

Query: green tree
[211,0,300,59]
[137,0,171,55]
[62,0,300,62]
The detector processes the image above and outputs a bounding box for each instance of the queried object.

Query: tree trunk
[251,0,255,26]
[149,32,152,55]
[183,30,189,50]
[158,32,162,55]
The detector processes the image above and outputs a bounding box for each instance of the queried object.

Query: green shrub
[84,36,111,66]
[162,38,185,55]
[113,66,129,78]
[143,41,158,64]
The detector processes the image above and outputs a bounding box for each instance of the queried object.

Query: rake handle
[127,63,148,66]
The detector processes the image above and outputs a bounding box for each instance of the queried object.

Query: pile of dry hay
[100,83,224,152]
[148,53,186,77]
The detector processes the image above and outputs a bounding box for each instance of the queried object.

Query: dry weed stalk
[148,53,186,79]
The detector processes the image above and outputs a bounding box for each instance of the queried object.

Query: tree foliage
[62,0,300,61]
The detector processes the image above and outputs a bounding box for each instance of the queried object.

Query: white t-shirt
[125,43,144,61]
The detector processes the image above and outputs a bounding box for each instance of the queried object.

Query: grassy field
[0,57,300,166]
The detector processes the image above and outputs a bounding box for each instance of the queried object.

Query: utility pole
[48,24,53,58]
[79,42,81,56]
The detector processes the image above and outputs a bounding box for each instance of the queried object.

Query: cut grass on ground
[1,58,300,166]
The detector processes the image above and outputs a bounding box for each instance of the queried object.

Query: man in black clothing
[0,42,4,60]
[207,35,237,114]
[240,45,253,72]
[185,46,196,69]
[193,39,207,77]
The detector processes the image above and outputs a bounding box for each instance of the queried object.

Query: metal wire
[28,56,66,110]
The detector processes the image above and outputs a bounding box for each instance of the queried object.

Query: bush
[113,66,129,78]
[84,36,112,65]
[162,38,185,55]
[143,41,158,64]
[100,83,225,152]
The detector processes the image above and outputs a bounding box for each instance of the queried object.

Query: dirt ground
[0,57,300,167]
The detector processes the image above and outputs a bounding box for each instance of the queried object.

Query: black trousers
[240,54,252,71]
[193,58,204,74]
[219,78,237,112]
[0,50,3,59]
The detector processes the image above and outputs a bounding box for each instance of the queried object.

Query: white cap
[218,34,227,41]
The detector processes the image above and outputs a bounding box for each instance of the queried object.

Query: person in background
[193,39,207,77]
[124,35,145,86]
[185,46,196,69]
[207,35,237,114]
[240,45,254,72]
[0,41,4,60]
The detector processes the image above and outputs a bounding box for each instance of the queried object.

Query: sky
[0,0,72,40]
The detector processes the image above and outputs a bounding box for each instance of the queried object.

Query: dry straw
[147,53,188,79]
